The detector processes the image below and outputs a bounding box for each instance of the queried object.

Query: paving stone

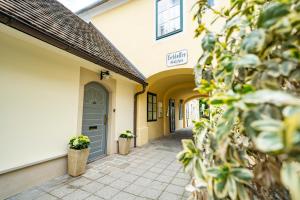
[124,184,146,196]
[159,192,181,200]
[35,193,58,200]
[142,171,159,180]
[183,191,192,198]
[140,188,162,199]
[39,176,72,192]
[129,168,146,176]
[85,195,105,200]
[149,167,164,174]
[69,177,91,187]
[82,170,106,180]
[110,179,131,190]
[111,191,136,200]
[162,169,177,177]
[120,174,139,182]
[134,197,150,200]
[175,172,190,180]
[94,186,120,199]
[133,177,153,187]
[81,181,104,193]
[154,163,167,169]
[49,184,77,198]
[155,175,173,183]
[171,178,190,186]
[109,171,127,178]
[96,175,117,185]
[62,189,90,200]
[165,184,185,195]
[14,188,45,200]
[148,181,168,191]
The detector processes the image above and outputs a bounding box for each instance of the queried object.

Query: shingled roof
[0,0,147,85]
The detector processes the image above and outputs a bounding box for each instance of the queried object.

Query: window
[147,92,157,121]
[208,0,214,6]
[156,0,183,40]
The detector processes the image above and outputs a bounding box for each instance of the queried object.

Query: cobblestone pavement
[8,130,193,200]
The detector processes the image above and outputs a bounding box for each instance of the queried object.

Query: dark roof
[0,0,146,85]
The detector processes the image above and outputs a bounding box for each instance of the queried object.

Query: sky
[57,0,102,12]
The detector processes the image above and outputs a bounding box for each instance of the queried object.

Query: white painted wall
[0,28,80,173]
[115,79,135,140]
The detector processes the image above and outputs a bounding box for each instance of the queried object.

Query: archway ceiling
[148,73,195,94]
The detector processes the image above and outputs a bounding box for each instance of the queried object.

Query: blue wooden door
[82,82,108,162]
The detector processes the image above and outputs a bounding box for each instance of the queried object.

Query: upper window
[208,0,214,6]
[156,0,183,40]
[147,92,157,121]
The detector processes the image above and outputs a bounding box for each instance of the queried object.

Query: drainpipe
[133,84,147,147]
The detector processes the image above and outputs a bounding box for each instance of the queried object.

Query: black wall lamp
[100,70,110,80]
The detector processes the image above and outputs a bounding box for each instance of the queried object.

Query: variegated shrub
[178,0,300,199]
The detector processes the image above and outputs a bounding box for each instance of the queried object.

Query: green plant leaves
[177,139,199,168]
[281,161,300,200]
[183,0,300,199]
[235,54,261,68]
[241,29,266,53]
[202,33,216,52]
[243,90,300,106]
[231,168,253,184]
[257,2,290,28]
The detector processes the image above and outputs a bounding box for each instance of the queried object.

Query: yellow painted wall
[89,0,230,145]
[115,78,136,138]
[0,24,139,173]
[0,28,80,173]
[91,0,200,78]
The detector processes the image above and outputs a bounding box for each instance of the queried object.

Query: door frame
[82,81,109,162]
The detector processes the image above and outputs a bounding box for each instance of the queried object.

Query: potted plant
[68,135,90,177]
[118,130,134,155]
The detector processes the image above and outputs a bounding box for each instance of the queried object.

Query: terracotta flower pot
[68,148,89,177]
[118,137,131,155]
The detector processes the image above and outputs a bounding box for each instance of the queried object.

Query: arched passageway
[136,68,205,146]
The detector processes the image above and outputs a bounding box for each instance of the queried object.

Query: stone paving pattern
[8,130,193,200]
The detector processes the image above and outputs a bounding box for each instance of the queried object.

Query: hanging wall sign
[166,49,188,67]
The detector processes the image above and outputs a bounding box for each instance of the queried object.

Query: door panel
[169,99,176,133]
[82,82,108,162]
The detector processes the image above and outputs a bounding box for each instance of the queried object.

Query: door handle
[104,114,107,125]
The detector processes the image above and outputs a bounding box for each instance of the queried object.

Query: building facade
[78,0,207,146]
[0,0,227,198]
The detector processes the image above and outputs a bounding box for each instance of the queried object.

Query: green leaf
[251,118,283,133]
[241,29,266,53]
[237,184,250,200]
[231,168,253,184]
[206,167,221,178]
[227,176,237,200]
[243,90,300,106]
[182,139,197,153]
[202,33,216,52]
[280,61,297,76]
[255,131,284,152]
[194,158,205,182]
[235,54,261,68]
[257,2,290,28]
[214,178,228,198]
[281,161,300,200]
